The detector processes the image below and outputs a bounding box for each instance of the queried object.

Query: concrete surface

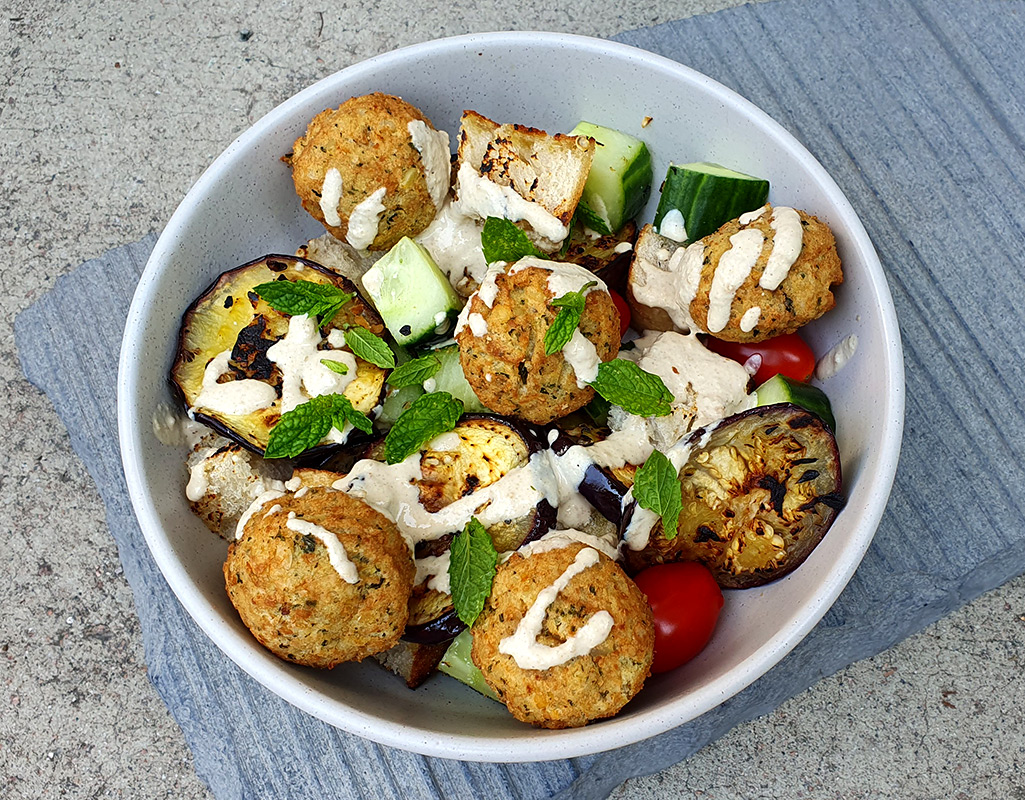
[2,1,1024,797]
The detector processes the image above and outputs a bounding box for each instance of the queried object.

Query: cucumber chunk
[361,237,462,347]
[431,344,488,413]
[755,373,836,431]
[438,629,500,701]
[570,121,653,235]
[653,162,769,243]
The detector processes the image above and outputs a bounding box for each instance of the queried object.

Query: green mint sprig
[382,391,463,464]
[481,217,545,264]
[449,517,499,627]
[589,359,673,417]
[264,393,373,459]
[544,280,596,355]
[344,327,395,369]
[388,353,441,388]
[633,449,683,540]
[253,279,353,322]
[320,358,349,375]
[574,201,612,237]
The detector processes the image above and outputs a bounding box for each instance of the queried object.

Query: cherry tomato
[633,561,724,673]
[609,289,631,339]
[704,332,815,386]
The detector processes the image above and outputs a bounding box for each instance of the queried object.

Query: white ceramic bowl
[118,32,904,762]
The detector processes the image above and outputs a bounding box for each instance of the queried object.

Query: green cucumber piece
[376,346,425,426]
[570,121,653,235]
[438,629,500,701]
[361,237,461,347]
[653,162,769,243]
[430,344,488,413]
[755,374,836,432]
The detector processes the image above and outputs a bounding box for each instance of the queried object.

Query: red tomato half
[704,332,815,386]
[609,289,631,339]
[633,561,724,673]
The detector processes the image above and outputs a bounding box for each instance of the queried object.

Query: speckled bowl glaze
[118,32,904,761]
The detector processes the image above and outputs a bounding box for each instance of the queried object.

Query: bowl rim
[118,29,905,761]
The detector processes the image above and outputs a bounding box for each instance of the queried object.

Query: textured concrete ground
[3,1,1024,798]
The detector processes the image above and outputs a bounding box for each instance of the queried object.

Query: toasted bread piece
[626,223,690,334]
[372,640,448,688]
[186,434,291,539]
[454,111,594,252]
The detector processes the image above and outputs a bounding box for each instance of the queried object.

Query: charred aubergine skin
[624,404,845,589]
[170,255,386,456]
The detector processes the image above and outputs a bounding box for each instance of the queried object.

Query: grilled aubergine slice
[170,255,387,456]
[624,404,845,588]
[368,414,555,643]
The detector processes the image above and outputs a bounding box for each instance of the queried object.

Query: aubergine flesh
[171,254,387,455]
[561,219,637,295]
[624,403,845,589]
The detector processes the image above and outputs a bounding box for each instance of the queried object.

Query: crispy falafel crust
[471,542,654,729]
[224,487,414,668]
[456,264,620,425]
[289,92,442,250]
[688,205,843,342]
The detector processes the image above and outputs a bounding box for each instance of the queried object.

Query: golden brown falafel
[289,93,450,251]
[224,486,414,668]
[471,541,654,729]
[628,205,842,343]
[455,259,620,425]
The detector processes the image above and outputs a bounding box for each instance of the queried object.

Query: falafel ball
[289,92,451,251]
[471,541,654,729]
[455,257,620,425]
[687,204,843,342]
[224,486,414,668]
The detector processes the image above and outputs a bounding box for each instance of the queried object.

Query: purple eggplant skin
[547,426,632,528]
[402,610,464,645]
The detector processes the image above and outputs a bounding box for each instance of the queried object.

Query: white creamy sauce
[467,312,488,337]
[407,120,451,210]
[739,204,767,225]
[234,489,285,539]
[516,528,619,561]
[415,552,451,595]
[658,208,688,242]
[562,329,600,387]
[334,450,558,547]
[426,430,462,451]
[739,305,762,333]
[454,163,569,243]
[284,475,304,492]
[185,449,216,501]
[759,206,803,290]
[515,256,607,299]
[815,334,859,380]
[285,514,359,584]
[415,199,487,292]
[613,241,633,254]
[264,503,282,517]
[630,239,704,333]
[302,349,358,399]
[498,547,614,670]
[345,186,387,251]
[191,350,277,417]
[266,314,319,414]
[422,377,438,393]
[152,403,208,447]
[319,168,344,227]
[706,228,765,333]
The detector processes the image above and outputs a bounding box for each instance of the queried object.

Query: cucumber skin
[654,163,769,243]
[755,374,836,432]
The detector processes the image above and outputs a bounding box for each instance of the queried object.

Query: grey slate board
[14,0,1025,797]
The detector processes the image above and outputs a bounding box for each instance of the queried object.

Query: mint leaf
[254,279,353,321]
[388,353,441,388]
[574,201,612,236]
[344,327,395,369]
[320,358,349,375]
[583,393,611,426]
[544,280,596,355]
[590,359,673,417]
[264,393,373,458]
[449,517,499,626]
[481,217,544,264]
[383,391,463,464]
[633,449,683,540]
